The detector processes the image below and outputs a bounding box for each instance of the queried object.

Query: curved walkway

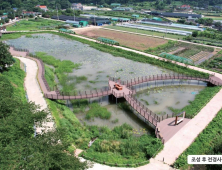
[13,50,175,170]
[56,31,222,167]
[10,47,221,131]
[14,56,55,134]
[10,31,222,169]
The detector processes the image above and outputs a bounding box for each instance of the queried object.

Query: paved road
[12,31,222,169]
[81,158,175,170]
[155,88,222,164]
[13,51,175,170]
[67,33,222,167]
[14,56,55,134]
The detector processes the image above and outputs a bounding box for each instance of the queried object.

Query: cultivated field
[105,25,185,39]
[75,28,168,50]
[146,41,216,65]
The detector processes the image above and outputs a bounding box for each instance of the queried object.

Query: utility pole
[94,2,96,26]
[73,7,76,21]
[73,6,75,21]
[56,4,59,20]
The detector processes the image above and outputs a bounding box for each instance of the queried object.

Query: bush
[4,18,9,23]
[192,31,198,37]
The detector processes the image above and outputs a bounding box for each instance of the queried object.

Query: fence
[44,87,112,100]
[124,94,158,126]
[9,45,222,126]
[110,74,210,87]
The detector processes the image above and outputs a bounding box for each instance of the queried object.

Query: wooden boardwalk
[155,118,191,143]
[9,46,222,143]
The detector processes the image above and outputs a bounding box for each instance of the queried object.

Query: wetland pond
[6,33,207,134]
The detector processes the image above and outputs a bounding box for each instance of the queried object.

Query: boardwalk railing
[124,93,158,126]
[44,87,112,100]
[109,74,212,87]
[9,45,222,126]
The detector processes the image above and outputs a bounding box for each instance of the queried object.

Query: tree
[215,22,221,28]
[33,7,41,12]
[178,19,186,24]
[196,18,205,25]
[0,19,4,24]
[4,18,9,23]
[0,42,15,70]
[192,31,198,37]
[205,18,213,26]
[7,12,15,19]
[0,72,89,170]
[29,14,34,18]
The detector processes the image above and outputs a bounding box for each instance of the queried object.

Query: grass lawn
[7,18,63,31]
[203,16,222,20]
[104,25,185,40]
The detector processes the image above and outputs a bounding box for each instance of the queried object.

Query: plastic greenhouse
[97,37,119,45]
[159,52,193,63]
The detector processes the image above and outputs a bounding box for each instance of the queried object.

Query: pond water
[135,84,206,116]
[74,97,153,135]
[6,33,206,133]
[6,33,174,90]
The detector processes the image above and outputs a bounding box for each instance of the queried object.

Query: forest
[0,0,221,11]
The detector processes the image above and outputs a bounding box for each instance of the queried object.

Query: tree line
[0,0,222,12]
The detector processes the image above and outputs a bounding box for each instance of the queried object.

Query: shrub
[192,31,198,37]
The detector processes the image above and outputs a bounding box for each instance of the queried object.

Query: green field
[7,18,63,31]
[104,25,185,39]
[204,16,222,20]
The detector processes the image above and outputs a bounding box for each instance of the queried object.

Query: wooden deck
[156,118,191,143]
[9,45,222,143]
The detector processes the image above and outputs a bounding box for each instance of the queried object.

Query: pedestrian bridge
[10,46,222,143]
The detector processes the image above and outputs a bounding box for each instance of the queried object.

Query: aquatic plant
[85,103,111,120]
